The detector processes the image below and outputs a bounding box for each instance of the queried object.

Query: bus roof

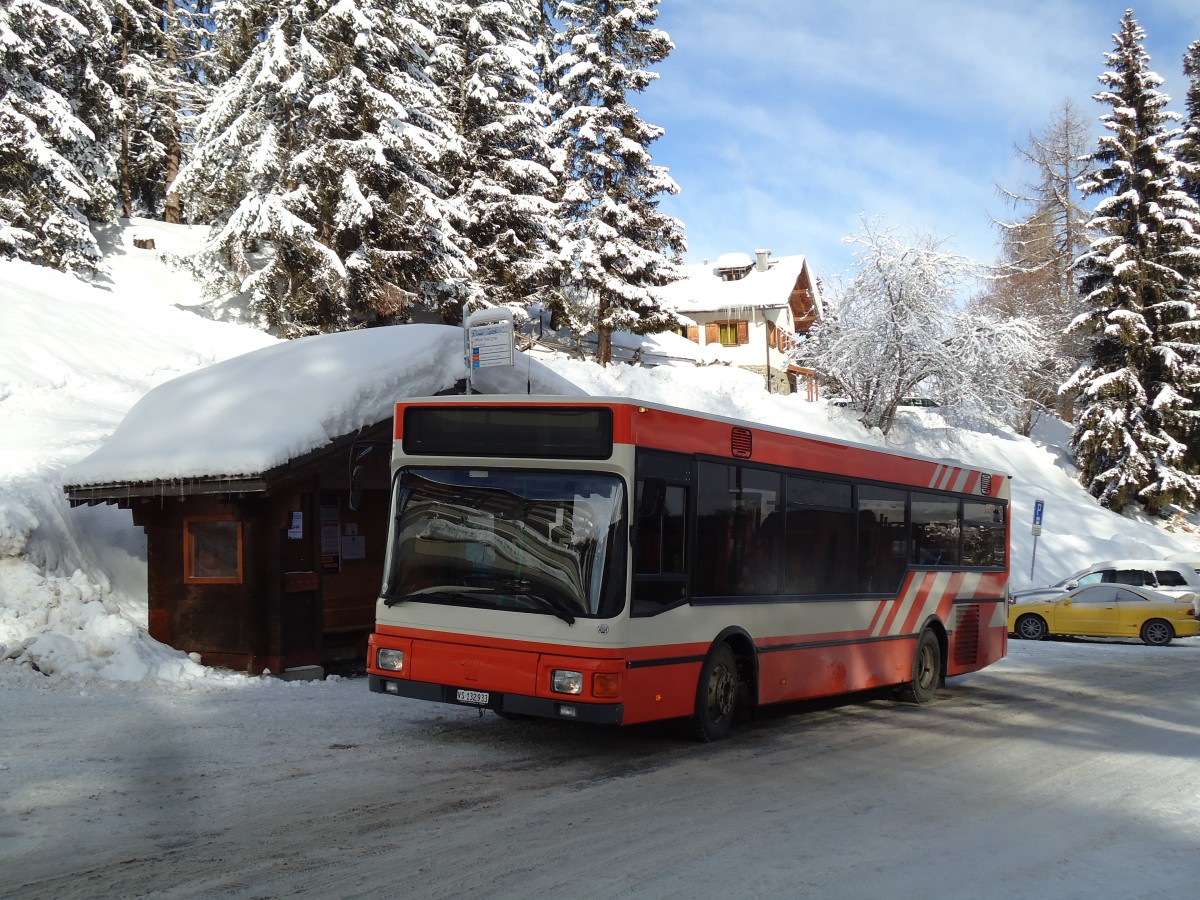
[393,395,1010,498]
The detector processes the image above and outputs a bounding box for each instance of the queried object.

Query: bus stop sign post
[1030,499,1044,579]
[463,306,515,394]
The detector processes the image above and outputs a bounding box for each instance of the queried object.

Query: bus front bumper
[368,674,625,725]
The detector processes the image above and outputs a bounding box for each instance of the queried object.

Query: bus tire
[895,628,941,705]
[691,643,738,742]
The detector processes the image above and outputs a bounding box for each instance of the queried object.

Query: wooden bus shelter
[64,422,393,677]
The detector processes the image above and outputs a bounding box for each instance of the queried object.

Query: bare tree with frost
[981,99,1094,432]
[811,219,1039,436]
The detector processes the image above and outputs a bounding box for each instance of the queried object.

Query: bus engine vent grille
[980,473,992,495]
[953,603,981,666]
[731,427,753,459]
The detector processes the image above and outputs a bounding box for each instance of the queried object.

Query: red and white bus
[367,396,1009,739]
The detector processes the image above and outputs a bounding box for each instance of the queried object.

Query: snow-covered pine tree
[174,0,472,335]
[1181,39,1200,205]
[430,0,559,318]
[530,0,561,96]
[209,0,279,86]
[111,1,213,222]
[1177,38,1200,473]
[1065,11,1200,513]
[548,0,684,364]
[0,0,118,274]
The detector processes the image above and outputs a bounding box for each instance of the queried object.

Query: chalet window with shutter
[709,320,749,346]
[184,517,244,584]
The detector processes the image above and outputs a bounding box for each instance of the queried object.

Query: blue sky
[637,1,1200,285]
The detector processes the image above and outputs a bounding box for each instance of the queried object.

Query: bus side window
[694,462,780,597]
[910,494,960,566]
[783,475,854,595]
[962,500,1005,567]
[857,486,907,594]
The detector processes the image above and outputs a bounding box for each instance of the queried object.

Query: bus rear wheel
[691,643,738,742]
[895,628,941,705]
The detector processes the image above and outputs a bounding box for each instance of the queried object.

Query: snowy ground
[2,220,1200,896]
[4,637,1199,899]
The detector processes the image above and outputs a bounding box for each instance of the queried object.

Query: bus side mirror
[638,478,666,518]
[349,465,365,512]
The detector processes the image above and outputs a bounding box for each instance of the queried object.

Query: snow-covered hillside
[1,219,1197,688]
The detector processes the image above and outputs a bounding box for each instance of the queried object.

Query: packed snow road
[5,638,1199,899]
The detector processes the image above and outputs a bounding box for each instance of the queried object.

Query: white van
[1165,553,1200,614]
[1166,551,1200,573]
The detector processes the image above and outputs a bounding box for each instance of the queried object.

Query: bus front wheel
[691,643,738,742]
[895,628,942,705]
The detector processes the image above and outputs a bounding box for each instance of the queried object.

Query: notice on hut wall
[319,497,340,573]
[287,511,303,540]
[341,523,365,560]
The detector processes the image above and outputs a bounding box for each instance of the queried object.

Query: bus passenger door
[632,450,692,615]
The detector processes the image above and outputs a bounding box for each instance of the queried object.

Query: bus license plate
[456,689,489,706]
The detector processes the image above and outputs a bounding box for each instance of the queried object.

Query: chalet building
[62,325,577,677]
[656,250,824,394]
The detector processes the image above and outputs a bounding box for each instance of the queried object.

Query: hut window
[184,517,244,584]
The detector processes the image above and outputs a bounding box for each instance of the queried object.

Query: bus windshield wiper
[384,587,487,607]
[516,591,576,626]
[486,579,577,625]
[386,586,576,624]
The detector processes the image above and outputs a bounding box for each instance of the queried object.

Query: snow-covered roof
[657,254,817,315]
[714,251,754,270]
[62,325,582,487]
[601,328,714,365]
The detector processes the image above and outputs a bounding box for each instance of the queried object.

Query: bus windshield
[382,468,627,621]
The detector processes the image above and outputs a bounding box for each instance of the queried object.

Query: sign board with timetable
[468,322,514,369]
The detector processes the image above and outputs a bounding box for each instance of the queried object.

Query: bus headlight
[376,648,405,672]
[551,669,583,695]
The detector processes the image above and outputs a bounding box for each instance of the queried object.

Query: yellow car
[1009,583,1200,645]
